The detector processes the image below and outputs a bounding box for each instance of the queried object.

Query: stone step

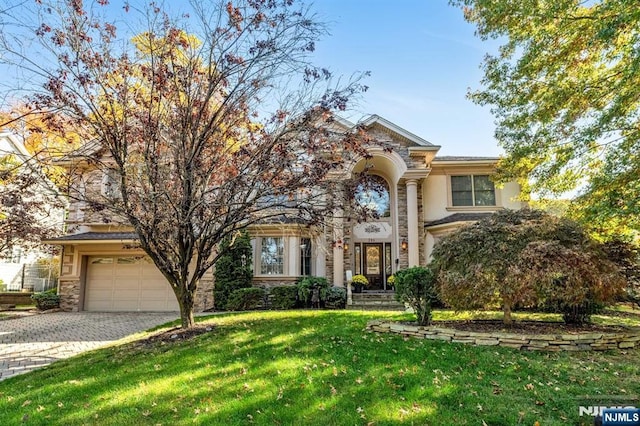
[349,291,405,311]
[348,304,406,311]
[351,292,397,300]
[351,299,403,306]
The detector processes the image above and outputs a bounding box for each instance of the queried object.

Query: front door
[363,243,383,290]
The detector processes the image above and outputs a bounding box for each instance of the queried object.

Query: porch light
[343,241,349,252]
[401,238,408,251]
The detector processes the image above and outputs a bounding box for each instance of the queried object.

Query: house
[47,115,523,312]
[0,130,66,290]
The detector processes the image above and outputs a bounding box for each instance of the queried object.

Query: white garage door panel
[85,256,179,312]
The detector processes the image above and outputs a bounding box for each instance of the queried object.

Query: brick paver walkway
[0,312,178,380]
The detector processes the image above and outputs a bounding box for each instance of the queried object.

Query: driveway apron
[0,312,178,380]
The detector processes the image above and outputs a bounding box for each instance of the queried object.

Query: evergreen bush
[394,266,438,325]
[214,231,253,310]
[270,286,298,310]
[226,287,266,311]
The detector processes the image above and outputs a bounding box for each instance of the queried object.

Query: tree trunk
[503,302,513,325]
[177,287,196,329]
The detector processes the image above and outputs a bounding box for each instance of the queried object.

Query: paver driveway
[0,312,178,380]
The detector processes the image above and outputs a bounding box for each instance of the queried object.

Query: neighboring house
[47,115,523,312]
[0,130,65,290]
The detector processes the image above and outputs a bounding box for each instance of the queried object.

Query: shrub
[603,239,640,308]
[351,274,368,286]
[297,276,330,307]
[518,240,623,324]
[432,209,626,325]
[394,266,438,326]
[31,291,60,311]
[270,286,298,310]
[386,275,395,286]
[324,287,346,309]
[226,287,266,311]
[214,231,253,310]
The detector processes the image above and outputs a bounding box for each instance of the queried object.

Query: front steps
[348,291,406,311]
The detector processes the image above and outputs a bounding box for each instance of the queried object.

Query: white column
[333,207,344,287]
[406,179,419,267]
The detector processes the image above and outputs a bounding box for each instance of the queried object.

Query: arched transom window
[355,175,390,218]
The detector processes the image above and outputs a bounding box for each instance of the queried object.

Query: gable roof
[360,114,438,148]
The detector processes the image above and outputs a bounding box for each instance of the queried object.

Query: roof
[433,156,500,162]
[53,139,104,165]
[424,212,494,228]
[255,215,310,225]
[360,114,439,148]
[44,232,138,243]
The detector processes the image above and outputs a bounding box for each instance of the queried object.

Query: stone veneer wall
[367,321,640,352]
[251,277,298,288]
[396,183,408,269]
[59,245,80,311]
[194,274,214,312]
[59,279,81,311]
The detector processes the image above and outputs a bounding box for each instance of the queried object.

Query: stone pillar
[333,206,344,287]
[406,179,419,267]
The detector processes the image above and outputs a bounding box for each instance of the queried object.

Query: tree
[602,239,640,308]
[1,103,82,185]
[516,240,624,324]
[213,231,252,311]
[451,0,640,236]
[431,209,625,324]
[1,0,368,328]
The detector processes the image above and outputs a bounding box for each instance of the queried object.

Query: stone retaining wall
[366,320,640,352]
[0,292,33,306]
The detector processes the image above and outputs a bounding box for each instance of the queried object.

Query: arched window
[355,175,390,218]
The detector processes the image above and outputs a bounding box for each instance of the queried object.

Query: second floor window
[451,175,496,207]
[355,175,390,217]
[101,169,122,200]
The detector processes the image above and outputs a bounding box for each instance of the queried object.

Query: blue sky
[311,0,501,156]
[1,0,501,156]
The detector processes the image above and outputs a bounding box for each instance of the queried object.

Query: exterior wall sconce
[401,238,408,251]
[343,241,349,252]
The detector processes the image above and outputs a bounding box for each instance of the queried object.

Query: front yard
[0,309,638,425]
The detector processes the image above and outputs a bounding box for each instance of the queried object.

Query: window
[300,238,311,276]
[101,169,122,200]
[355,175,390,217]
[260,237,284,275]
[451,175,496,207]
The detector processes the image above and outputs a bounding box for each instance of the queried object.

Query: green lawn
[0,310,639,425]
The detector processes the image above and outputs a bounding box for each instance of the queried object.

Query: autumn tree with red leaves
[0,0,368,327]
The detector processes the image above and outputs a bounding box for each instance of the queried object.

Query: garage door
[85,256,179,311]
